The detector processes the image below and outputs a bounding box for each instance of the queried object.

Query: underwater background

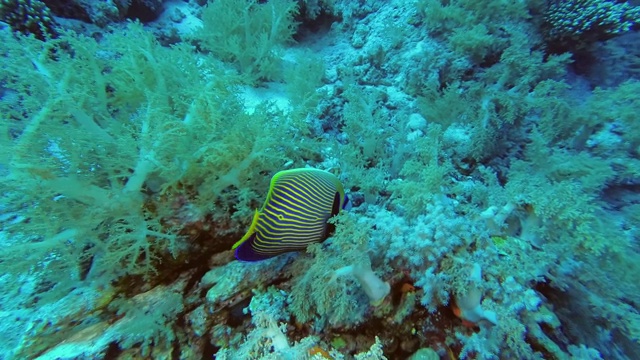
[1,0,639,359]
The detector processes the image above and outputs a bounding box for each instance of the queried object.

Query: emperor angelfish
[232,168,350,262]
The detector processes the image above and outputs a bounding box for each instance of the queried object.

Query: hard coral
[544,0,640,51]
[0,0,57,39]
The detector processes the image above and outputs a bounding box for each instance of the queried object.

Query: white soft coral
[331,258,390,306]
[454,263,498,325]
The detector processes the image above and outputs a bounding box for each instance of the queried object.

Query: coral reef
[1,0,639,359]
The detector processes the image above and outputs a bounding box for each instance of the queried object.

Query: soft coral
[331,257,391,306]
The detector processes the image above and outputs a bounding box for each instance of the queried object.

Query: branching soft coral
[288,245,373,328]
[287,212,391,328]
[0,19,316,306]
[195,0,299,83]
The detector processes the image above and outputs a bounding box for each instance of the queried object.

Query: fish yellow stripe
[266,197,326,220]
[289,176,334,201]
[260,210,324,226]
[273,182,333,212]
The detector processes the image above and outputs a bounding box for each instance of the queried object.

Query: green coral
[195,0,299,83]
[415,0,535,63]
[0,19,315,304]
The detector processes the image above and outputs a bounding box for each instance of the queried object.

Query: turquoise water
[0,0,639,359]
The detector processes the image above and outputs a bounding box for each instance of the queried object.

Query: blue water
[0,0,638,359]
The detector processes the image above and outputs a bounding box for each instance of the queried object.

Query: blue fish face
[342,194,352,211]
[233,233,273,261]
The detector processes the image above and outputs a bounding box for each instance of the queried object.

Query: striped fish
[232,168,350,261]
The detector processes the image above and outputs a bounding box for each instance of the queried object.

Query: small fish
[232,168,350,261]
